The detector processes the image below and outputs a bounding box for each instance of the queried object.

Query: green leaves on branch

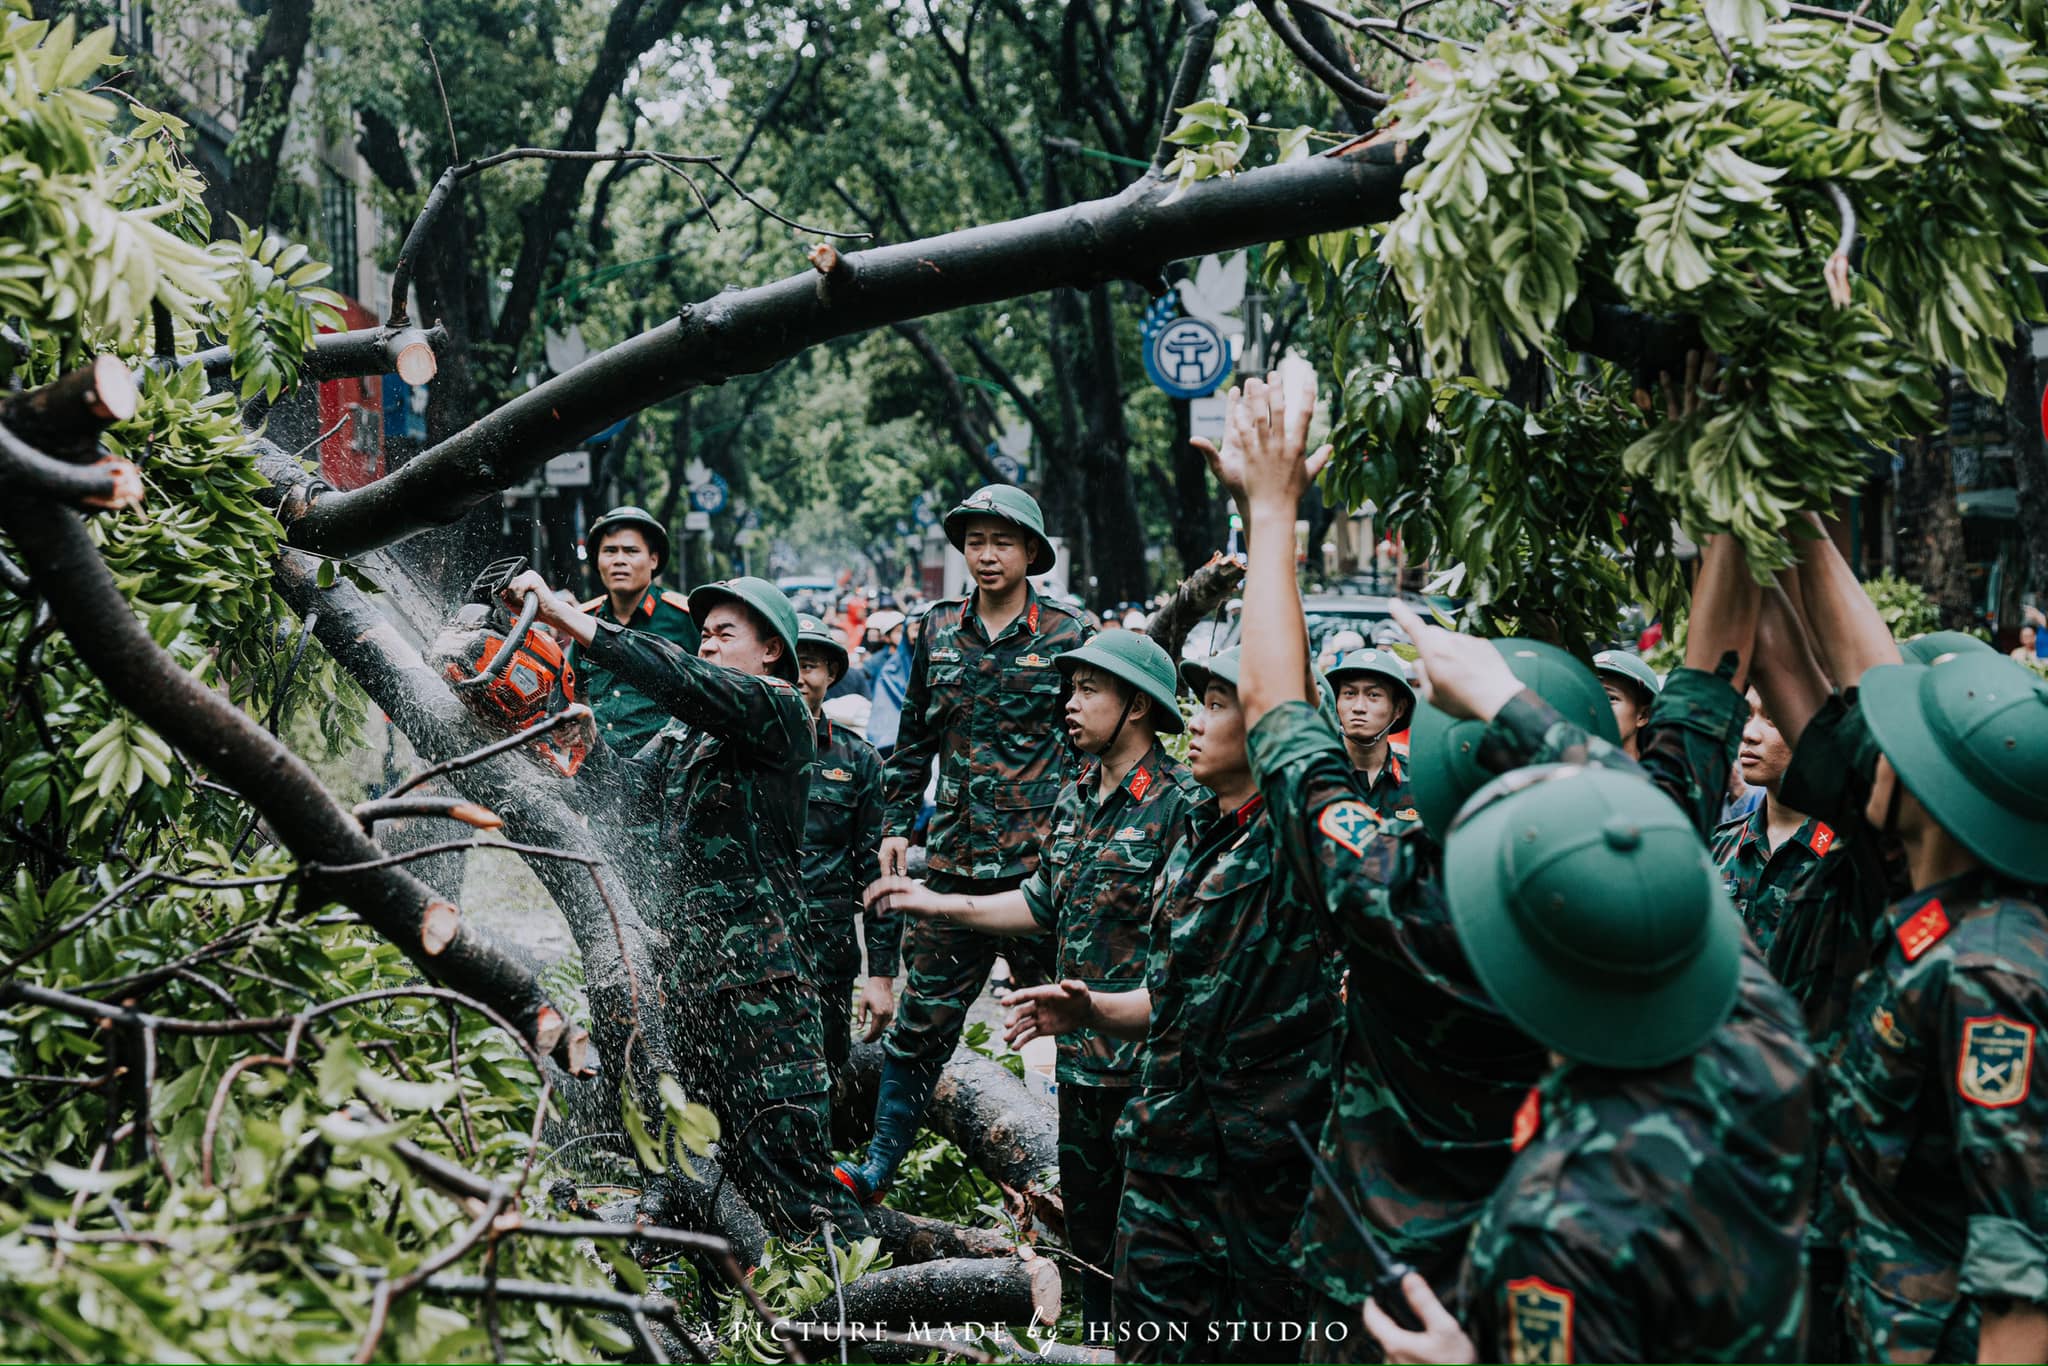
[1162,100,1252,202]
[1372,0,2048,571]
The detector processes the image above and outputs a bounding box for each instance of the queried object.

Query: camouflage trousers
[1060,1082,1130,1340]
[1110,1162,1338,1364]
[670,976,870,1242]
[882,872,1054,1065]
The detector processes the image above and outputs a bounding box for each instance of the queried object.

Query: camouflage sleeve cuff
[1478,690,1567,771]
[1780,694,1874,827]
[1021,869,1056,932]
[1654,665,1747,741]
[1962,1215,2048,1305]
[1245,699,1344,786]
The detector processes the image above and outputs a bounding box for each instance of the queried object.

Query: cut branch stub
[2,355,139,460]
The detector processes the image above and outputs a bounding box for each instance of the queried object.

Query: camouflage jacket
[1831,870,2048,1363]
[1354,747,1418,826]
[1251,678,1737,1305]
[798,714,898,987]
[1113,791,1342,1179]
[881,588,1089,880]
[1459,948,1817,1364]
[1022,737,1206,1088]
[580,621,812,996]
[1711,802,1842,956]
[569,586,701,755]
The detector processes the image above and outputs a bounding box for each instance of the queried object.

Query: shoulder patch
[660,590,691,614]
[1505,1277,1573,1365]
[1511,1087,1542,1154]
[580,595,605,612]
[1898,899,1952,963]
[1316,800,1381,858]
[1959,1016,2034,1109]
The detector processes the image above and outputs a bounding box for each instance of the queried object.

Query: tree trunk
[1895,402,1976,628]
[219,0,315,232]
[2004,326,2048,627]
[784,1255,1060,1331]
[1170,397,1226,575]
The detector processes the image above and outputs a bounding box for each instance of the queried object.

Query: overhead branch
[1150,1,1221,173]
[962,335,1055,445]
[282,146,1411,558]
[1147,552,1246,660]
[0,494,585,1072]
[1252,0,1390,112]
[889,322,1010,484]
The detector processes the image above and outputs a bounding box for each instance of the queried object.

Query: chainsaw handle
[452,589,542,692]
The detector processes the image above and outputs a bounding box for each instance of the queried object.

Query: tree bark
[783,1255,1060,1331]
[0,499,583,1070]
[219,0,315,232]
[1895,408,1976,629]
[1146,552,1245,661]
[842,1041,1059,1202]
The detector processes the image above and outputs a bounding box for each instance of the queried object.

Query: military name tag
[1505,1277,1573,1365]
[1958,1015,2034,1109]
[1316,799,1380,858]
[931,647,961,662]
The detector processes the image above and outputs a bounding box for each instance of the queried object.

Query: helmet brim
[944,507,1056,576]
[1861,664,2048,883]
[1444,778,1743,1069]
[689,583,800,682]
[1059,644,1184,734]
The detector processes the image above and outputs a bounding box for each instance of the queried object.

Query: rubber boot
[832,1055,944,1204]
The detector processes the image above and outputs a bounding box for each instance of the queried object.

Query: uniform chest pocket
[927,664,969,689]
[999,669,1062,697]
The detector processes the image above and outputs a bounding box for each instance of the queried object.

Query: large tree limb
[190,325,451,388]
[785,1254,1060,1331]
[0,499,584,1072]
[280,145,1411,558]
[842,1041,1059,1204]
[1147,551,1246,660]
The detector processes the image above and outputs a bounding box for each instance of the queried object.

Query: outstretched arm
[865,875,1041,936]
[1001,980,1152,1046]
[1751,584,1833,751]
[1793,514,1902,686]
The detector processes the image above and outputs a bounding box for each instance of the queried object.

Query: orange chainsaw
[441,556,588,777]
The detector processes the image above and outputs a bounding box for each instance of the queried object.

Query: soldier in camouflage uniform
[1002,647,1343,1363]
[792,614,898,1092]
[865,629,1203,1338]
[1324,648,1417,824]
[836,485,1090,1202]
[1216,359,1764,1356]
[1711,687,1840,955]
[568,505,702,754]
[505,569,868,1242]
[1592,649,1660,760]
[1753,540,2048,1361]
[1361,761,1813,1365]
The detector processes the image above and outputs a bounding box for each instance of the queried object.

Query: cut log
[785,1253,1060,1331]
[867,1205,1019,1263]
[842,1040,1060,1202]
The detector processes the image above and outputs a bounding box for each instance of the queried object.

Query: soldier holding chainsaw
[499,567,870,1243]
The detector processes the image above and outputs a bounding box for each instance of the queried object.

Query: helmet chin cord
[1092,689,1141,759]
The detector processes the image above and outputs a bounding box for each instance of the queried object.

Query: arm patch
[1317,799,1381,857]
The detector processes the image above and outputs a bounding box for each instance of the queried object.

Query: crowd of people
[490,353,2048,1365]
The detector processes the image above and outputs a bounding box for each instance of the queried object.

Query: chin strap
[1091,687,1142,760]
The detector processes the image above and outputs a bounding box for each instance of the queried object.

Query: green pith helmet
[1410,639,1621,840]
[588,505,671,569]
[1592,649,1663,701]
[1859,653,2048,883]
[1326,648,1418,720]
[1057,629,1185,734]
[1900,630,1997,667]
[944,485,1056,576]
[1444,764,1741,1069]
[1180,646,1243,697]
[795,612,849,679]
[688,576,802,682]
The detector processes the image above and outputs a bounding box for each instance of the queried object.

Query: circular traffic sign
[690,481,727,514]
[1144,314,1231,399]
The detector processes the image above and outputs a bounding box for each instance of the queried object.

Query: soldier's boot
[832,1055,943,1204]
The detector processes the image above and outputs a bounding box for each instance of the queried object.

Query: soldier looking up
[1361,761,1813,1365]
[501,569,867,1243]
[836,485,1090,1204]
[569,505,701,755]
[1001,646,1343,1362]
[792,613,898,1095]
[865,629,1202,1341]
[1591,650,1660,761]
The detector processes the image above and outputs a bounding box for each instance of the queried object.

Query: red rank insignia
[1809,822,1836,857]
[1511,1087,1542,1153]
[1897,900,1951,962]
[1128,767,1152,801]
[1026,602,1040,632]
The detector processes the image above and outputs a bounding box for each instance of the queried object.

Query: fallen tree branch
[189,324,452,387]
[0,497,583,1071]
[280,145,1411,558]
[1146,551,1245,661]
[784,1254,1059,1330]
[842,1041,1059,1203]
